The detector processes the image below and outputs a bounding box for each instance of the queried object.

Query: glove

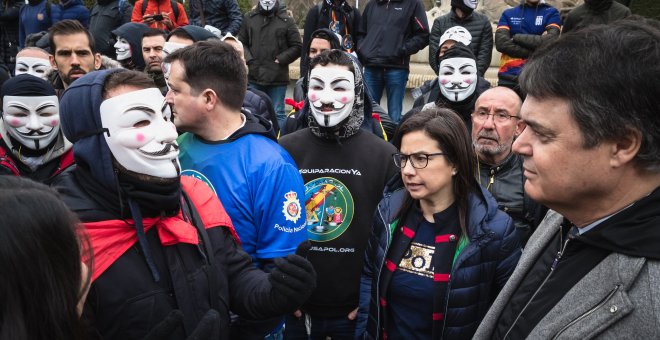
[268,240,317,312]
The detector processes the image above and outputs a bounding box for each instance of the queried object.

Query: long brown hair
[394,107,479,236]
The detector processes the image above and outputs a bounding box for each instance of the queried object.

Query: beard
[61,66,87,86]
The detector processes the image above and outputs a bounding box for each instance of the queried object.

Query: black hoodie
[112,22,149,70]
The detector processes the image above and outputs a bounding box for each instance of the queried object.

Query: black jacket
[477,153,547,246]
[562,0,631,33]
[52,169,290,340]
[357,180,521,339]
[0,0,22,70]
[357,0,429,69]
[244,88,280,137]
[428,9,492,76]
[89,0,133,58]
[238,8,301,86]
[188,0,242,35]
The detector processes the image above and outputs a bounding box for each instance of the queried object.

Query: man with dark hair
[279,49,398,339]
[53,68,316,339]
[428,0,492,76]
[358,0,429,124]
[165,41,309,338]
[471,86,546,246]
[47,19,102,93]
[142,28,167,94]
[238,0,302,127]
[474,19,660,338]
[0,74,73,183]
[495,0,560,96]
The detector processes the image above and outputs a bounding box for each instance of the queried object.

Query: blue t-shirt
[387,219,436,339]
[178,133,307,263]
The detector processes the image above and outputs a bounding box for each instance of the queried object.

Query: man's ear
[49,54,58,70]
[610,128,642,169]
[94,53,102,70]
[203,89,218,110]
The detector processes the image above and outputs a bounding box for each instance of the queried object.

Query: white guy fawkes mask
[259,0,276,11]
[99,88,180,178]
[162,41,188,57]
[308,67,355,128]
[14,57,52,80]
[463,0,477,9]
[2,95,60,150]
[438,57,478,102]
[114,37,132,61]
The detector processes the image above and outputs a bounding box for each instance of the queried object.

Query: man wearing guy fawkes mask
[112,22,149,70]
[51,69,316,340]
[279,49,398,339]
[401,43,488,135]
[0,74,73,183]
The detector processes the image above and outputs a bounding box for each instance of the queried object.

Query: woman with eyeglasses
[356,108,521,340]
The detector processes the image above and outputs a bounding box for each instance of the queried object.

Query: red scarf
[83,176,239,282]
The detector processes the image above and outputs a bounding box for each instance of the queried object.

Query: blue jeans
[249,83,287,127]
[284,314,357,340]
[363,67,409,124]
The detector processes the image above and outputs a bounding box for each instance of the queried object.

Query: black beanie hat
[1,74,56,98]
[181,25,220,42]
[436,42,475,73]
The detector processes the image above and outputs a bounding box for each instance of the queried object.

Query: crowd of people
[0,0,659,339]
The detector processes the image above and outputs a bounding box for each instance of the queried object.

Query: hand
[161,13,174,29]
[142,14,155,24]
[347,307,358,320]
[268,241,316,312]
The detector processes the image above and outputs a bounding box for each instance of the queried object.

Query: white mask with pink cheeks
[438,57,477,102]
[308,67,355,128]
[2,95,60,150]
[100,88,180,178]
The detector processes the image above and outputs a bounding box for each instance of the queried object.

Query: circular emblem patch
[304,177,354,242]
[181,170,217,195]
[282,191,302,223]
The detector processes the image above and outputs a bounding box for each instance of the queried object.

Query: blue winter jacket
[18,0,61,48]
[357,182,521,339]
[58,0,90,27]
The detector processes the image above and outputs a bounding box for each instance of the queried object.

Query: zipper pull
[551,251,561,271]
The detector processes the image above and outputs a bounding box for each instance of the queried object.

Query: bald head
[471,87,525,165]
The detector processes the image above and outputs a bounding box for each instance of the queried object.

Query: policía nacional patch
[282,191,302,223]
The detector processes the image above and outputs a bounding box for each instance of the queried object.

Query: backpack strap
[180,189,220,313]
[170,0,179,20]
[141,0,147,16]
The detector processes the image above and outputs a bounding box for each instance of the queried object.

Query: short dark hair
[164,40,246,111]
[142,28,167,40]
[0,176,90,340]
[520,19,660,172]
[395,107,478,237]
[166,27,192,42]
[48,19,95,53]
[103,70,156,99]
[309,49,354,74]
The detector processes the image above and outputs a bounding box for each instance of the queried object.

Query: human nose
[70,52,80,65]
[483,112,496,128]
[512,126,530,156]
[401,158,416,175]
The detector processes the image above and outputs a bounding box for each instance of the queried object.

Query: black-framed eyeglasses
[472,110,520,123]
[393,152,445,169]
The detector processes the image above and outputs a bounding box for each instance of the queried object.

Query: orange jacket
[131,0,188,30]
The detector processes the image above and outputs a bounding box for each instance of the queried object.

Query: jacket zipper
[551,284,620,340]
[503,225,570,339]
[375,198,392,338]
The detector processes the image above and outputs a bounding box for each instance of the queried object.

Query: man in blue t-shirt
[164,40,307,339]
[495,0,560,97]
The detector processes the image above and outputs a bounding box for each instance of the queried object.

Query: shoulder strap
[180,189,220,312]
[45,0,52,24]
[118,0,126,16]
[170,0,179,20]
[141,0,147,15]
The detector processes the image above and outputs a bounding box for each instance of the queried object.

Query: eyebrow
[125,106,156,115]
[524,117,554,135]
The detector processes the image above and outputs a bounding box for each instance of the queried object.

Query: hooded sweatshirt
[18,0,61,48]
[112,22,149,70]
[278,52,398,318]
